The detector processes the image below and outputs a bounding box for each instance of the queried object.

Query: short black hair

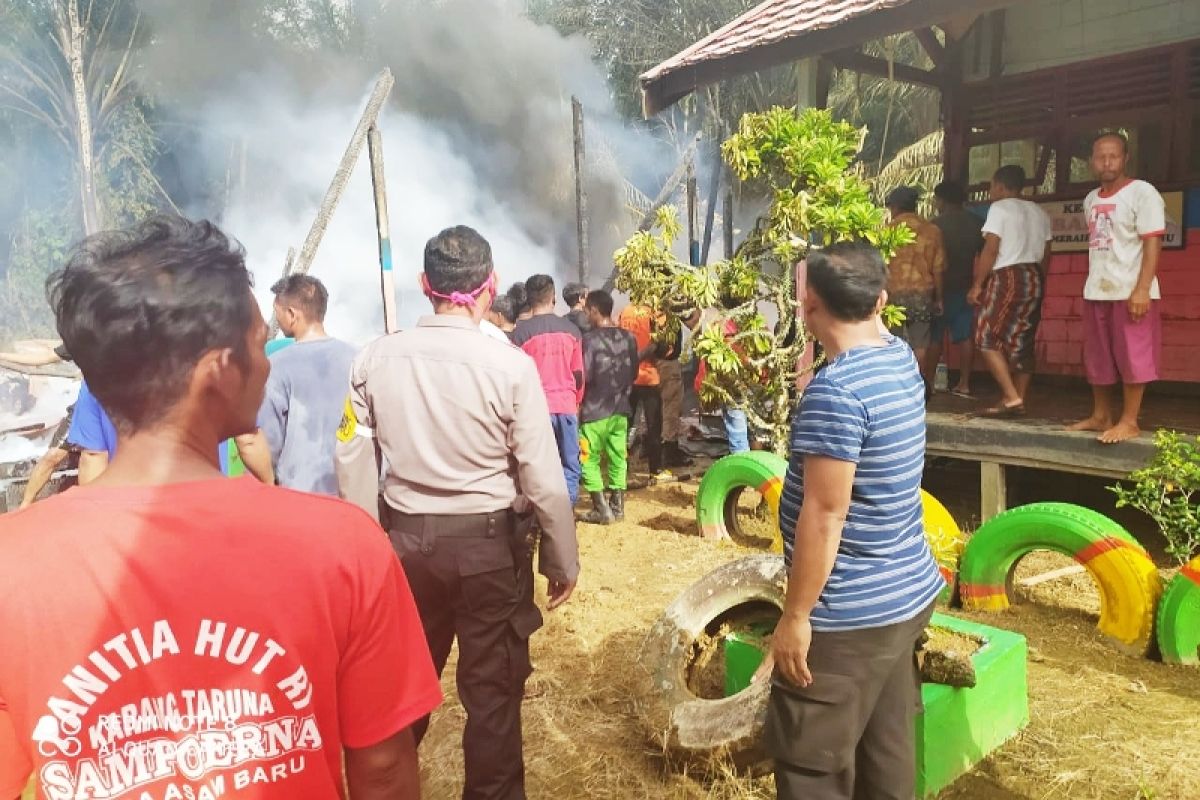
[1092,131,1128,155]
[885,186,920,213]
[525,274,555,306]
[806,241,887,322]
[490,294,516,324]
[584,289,614,317]
[993,165,1026,193]
[506,282,528,315]
[934,180,967,205]
[424,226,493,295]
[563,282,588,307]
[47,215,254,432]
[271,274,328,321]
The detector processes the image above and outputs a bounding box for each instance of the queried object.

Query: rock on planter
[640,555,1029,795]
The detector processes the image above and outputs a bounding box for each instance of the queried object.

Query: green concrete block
[917,613,1030,798]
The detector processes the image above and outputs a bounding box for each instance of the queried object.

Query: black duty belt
[386,509,514,538]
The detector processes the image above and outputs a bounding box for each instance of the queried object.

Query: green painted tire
[695,452,787,545]
[1157,558,1200,665]
[958,502,1161,651]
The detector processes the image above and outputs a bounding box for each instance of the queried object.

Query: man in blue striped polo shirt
[765,241,944,800]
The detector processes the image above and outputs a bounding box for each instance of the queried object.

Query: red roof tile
[642,0,917,82]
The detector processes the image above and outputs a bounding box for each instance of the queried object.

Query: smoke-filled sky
[133,0,674,343]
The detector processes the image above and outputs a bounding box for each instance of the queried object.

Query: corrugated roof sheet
[642,0,916,82]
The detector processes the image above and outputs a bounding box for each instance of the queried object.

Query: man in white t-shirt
[1067,132,1165,443]
[967,164,1053,417]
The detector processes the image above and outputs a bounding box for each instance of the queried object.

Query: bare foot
[1098,421,1140,444]
[1065,416,1112,432]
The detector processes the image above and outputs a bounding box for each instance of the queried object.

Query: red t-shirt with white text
[0,478,442,799]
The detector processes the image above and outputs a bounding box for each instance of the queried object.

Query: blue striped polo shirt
[779,335,943,631]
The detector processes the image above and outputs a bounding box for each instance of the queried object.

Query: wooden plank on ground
[1018,564,1086,587]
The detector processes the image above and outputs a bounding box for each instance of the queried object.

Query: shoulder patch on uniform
[336,397,357,443]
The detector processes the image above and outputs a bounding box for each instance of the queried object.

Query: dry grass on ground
[420,485,1200,800]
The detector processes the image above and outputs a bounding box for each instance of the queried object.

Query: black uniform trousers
[629,384,663,473]
[386,508,543,800]
[765,601,936,800]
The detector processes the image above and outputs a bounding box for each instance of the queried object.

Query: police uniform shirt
[335,314,579,583]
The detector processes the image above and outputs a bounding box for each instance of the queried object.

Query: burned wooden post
[571,96,590,284]
[686,157,698,266]
[367,125,398,334]
[293,68,395,278]
[267,68,395,334]
[699,142,721,265]
[602,134,702,291]
[722,187,734,259]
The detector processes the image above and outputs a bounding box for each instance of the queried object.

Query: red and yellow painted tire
[1157,556,1200,666]
[959,502,1162,651]
[695,452,787,546]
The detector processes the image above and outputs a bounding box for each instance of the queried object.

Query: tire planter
[639,554,784,769]
[958,502,1162,652]
[1156,557,1200,666]
[695,452,787,546]
[640,555,1029,795]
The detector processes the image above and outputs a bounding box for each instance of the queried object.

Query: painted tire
[959,502,1162,651]
[639,554,783,769]
[1157,557,1200,666]
[696,452,787,546]
[922,491,962,596]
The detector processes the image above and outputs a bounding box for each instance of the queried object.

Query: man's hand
[1127,287,1152,322]
[966,286,982,307]
[770,613,813,688]
[546,579,576,610]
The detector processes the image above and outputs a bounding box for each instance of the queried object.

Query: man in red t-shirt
[0,216,441,800]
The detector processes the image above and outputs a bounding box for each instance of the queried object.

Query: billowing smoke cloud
[134,0,671,343]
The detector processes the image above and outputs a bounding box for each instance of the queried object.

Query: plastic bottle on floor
[934,362,949,392]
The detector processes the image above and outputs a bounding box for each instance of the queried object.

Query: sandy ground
[419,481,1200,800]
[17,480,1196,800]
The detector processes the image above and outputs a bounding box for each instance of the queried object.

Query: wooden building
[640,0,1200,385]
[640,0,1200,518]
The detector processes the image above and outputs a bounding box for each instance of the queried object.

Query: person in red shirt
[0,216,441,800]
[511,274,585,504]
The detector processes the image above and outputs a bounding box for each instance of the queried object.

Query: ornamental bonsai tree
[613,107,912,455]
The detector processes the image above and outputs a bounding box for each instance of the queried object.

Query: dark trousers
[629,385,663,473]
[765,602,936,800]
[387,509,543,800]
[550,413,581,505]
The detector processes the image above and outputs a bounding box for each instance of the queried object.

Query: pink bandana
[425,272,496,308]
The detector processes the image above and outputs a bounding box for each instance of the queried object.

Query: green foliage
[614,107,910,455]
[723,107,913,266]
[881,303,907,330]
[1,207,72,341]
[1110,430,1200,566]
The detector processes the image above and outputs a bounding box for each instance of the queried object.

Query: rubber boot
[607,490,625,522]
[582,491,615,525]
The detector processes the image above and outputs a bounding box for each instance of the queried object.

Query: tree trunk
[62,0,102,235]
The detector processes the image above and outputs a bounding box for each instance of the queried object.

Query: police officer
[335,225,579,800]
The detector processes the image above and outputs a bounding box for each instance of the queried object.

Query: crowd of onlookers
[0,130,1168,800]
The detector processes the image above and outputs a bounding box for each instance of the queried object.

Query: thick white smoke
[135,0,675,344]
